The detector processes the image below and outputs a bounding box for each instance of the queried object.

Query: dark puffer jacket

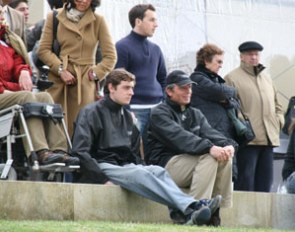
[190,65,238,139]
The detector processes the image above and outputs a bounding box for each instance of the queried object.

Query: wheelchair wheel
[0,164,17,180]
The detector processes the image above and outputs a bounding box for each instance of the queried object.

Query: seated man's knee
[35,92,54,104]
[20,92,36,103]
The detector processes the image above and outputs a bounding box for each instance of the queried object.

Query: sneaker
[186,205,211,225]
[198,195,222,215]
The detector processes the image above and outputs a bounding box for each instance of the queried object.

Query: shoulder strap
[53,10,59,40]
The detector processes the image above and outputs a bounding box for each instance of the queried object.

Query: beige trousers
[0,91,68,157]
[165,153,233,208]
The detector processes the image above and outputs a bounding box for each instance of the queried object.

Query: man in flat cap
[224,41,284,192]
[146,70,237,226]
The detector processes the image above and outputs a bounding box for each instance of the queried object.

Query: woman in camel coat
[38,0,116,136]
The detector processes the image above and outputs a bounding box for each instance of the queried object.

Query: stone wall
[0,181,294,230]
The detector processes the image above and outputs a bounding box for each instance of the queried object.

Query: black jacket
[190,65,239,139]
[71,95,141,184]
[145,98,237,167]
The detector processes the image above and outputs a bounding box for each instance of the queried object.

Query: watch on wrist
[58,64,63,76]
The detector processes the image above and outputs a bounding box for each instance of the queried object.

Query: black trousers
[234,145,273,192]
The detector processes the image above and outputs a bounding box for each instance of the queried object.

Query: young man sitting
[71,68,221,225]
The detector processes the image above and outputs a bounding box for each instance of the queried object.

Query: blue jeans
[131,108,151,154]
[97,162,196,215]
[235,145,273,192]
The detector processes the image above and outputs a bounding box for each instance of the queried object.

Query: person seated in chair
[0,3,78,166]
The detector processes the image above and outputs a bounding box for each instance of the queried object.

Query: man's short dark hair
[128,4,155,28]
[104,69,135,95]
[8,0,28,9]
[65,0,100,12]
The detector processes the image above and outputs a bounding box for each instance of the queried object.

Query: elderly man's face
[166,84,192,107]
[240,50,261,66]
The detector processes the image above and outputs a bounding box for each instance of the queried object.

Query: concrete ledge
[0,181,294,230]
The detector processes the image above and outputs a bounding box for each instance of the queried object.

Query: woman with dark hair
[38,0,116,136]
[190,43,239,226]
[47,0,65,9]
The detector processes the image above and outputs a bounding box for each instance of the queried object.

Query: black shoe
[169,209,186,224]
[64,156,80,166]
[53,150,80,166]
[206,208,221,227]
[37,150,65,165]
[186,205,211,225]
[198,195,222,215]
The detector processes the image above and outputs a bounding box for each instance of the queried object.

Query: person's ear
[135,18,142,26]
[108,83,115,93]
[166,87,173,97]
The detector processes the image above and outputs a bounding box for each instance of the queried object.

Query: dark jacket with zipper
[71,95,141,184]
[145,98,237,167]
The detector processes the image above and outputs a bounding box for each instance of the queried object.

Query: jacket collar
[240,61,265,76]
[194,64,225,83]
[102,95,124,112]
[165,97,189,112]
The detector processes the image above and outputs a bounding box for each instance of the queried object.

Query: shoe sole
[186,206,211,226]
[209,195,222,214]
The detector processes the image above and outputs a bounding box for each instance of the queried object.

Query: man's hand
[3,90,13,93]
[19,70,33,91]
[210,145,234,162]
[104,181,114,185]
[223,145,235,158]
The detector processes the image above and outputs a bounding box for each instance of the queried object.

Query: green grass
[0,221,290,232]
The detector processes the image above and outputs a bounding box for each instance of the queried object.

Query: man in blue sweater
[115,4,167,155]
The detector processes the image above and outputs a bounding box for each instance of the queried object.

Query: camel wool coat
[38,6,117,136]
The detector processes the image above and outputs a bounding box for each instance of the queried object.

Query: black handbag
[282,96,295,135]
[233,110,255,147]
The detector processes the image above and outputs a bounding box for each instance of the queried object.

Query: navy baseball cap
[166,70,197,86]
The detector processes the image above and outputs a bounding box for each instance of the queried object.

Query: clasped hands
[209,145,235,162]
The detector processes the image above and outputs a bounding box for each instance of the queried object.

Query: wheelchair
[0,78,79,182]
[0,103,80,182]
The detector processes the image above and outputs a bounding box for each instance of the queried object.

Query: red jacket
[0,41,32,93]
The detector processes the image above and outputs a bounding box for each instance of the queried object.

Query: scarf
[66,8,85,23]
